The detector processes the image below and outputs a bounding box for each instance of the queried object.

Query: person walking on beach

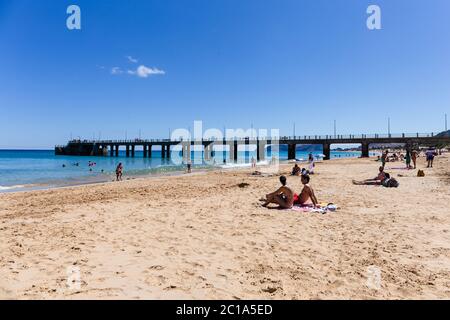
[187,160,192,173]
[381,150,388,168]
[425,147,436,168]
[405,150,412,169]
[411,150,417,169]
[251,156,256,168]
[115,163,123,181]
[260,176,294,209]
[308,152,315,174]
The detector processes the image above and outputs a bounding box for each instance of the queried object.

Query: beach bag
[382,178,399,188]
[417,170,425,177]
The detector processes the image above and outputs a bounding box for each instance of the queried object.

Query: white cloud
[111,67,123,75]
[127,56,138,63]
[128,65,165,78]
[107,61,165,79]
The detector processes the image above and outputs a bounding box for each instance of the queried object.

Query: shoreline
[0,153,365,195]
[0,150,372,194]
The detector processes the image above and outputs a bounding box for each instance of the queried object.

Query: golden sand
[1,155,449,299]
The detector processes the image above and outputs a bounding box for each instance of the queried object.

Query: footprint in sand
[148,265,165,271]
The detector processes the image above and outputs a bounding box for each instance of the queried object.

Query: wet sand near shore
[0,155,449,299]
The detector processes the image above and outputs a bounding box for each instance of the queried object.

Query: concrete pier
[55,133,450,161]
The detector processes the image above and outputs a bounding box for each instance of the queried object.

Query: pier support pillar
[187,143,191,161]
[148,145,152,158]
[204,144,213,162]
[126,145,130,157]
[223,139,227,163]
[110,145,114,157]
[233,140,238,162]
[182,143,191,162]
[323,143,331,160]
[143,145,148,158]
[245,139,250,163]
[131,145,135,158]
[115,145,119,157]
[166,145,171,159]
[257,140,266,162]
[361,142,370,158]
[288,144,296,160]
[161,145,166,158]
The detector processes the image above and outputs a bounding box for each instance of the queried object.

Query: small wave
[0,185,26,191]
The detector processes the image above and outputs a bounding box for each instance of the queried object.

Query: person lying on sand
[295,174,318,207]
[352,166,386,186]
[353,167,391,186]
[291,164,300,176]
[260,176,294,209]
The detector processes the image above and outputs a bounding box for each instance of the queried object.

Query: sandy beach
[1,155,449,300]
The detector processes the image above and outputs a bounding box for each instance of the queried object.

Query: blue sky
[1,0,449,148]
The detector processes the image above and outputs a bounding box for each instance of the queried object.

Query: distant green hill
[436,130,450,137]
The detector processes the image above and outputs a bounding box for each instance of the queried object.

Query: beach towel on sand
[289,203,338,214]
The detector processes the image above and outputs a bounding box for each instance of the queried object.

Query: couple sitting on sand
[261,175,318,209]
[291,164,311,176]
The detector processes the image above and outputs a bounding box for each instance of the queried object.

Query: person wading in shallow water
[115,163,123,181]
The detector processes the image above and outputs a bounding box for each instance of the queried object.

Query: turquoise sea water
[0,149,375,192]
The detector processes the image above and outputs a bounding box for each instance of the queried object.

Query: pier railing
[66,132,438,144]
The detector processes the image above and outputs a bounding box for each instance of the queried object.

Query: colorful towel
[290,204,338,214]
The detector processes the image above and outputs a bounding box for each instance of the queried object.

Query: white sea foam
[0,185,25,191]
[220,160,269,169]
